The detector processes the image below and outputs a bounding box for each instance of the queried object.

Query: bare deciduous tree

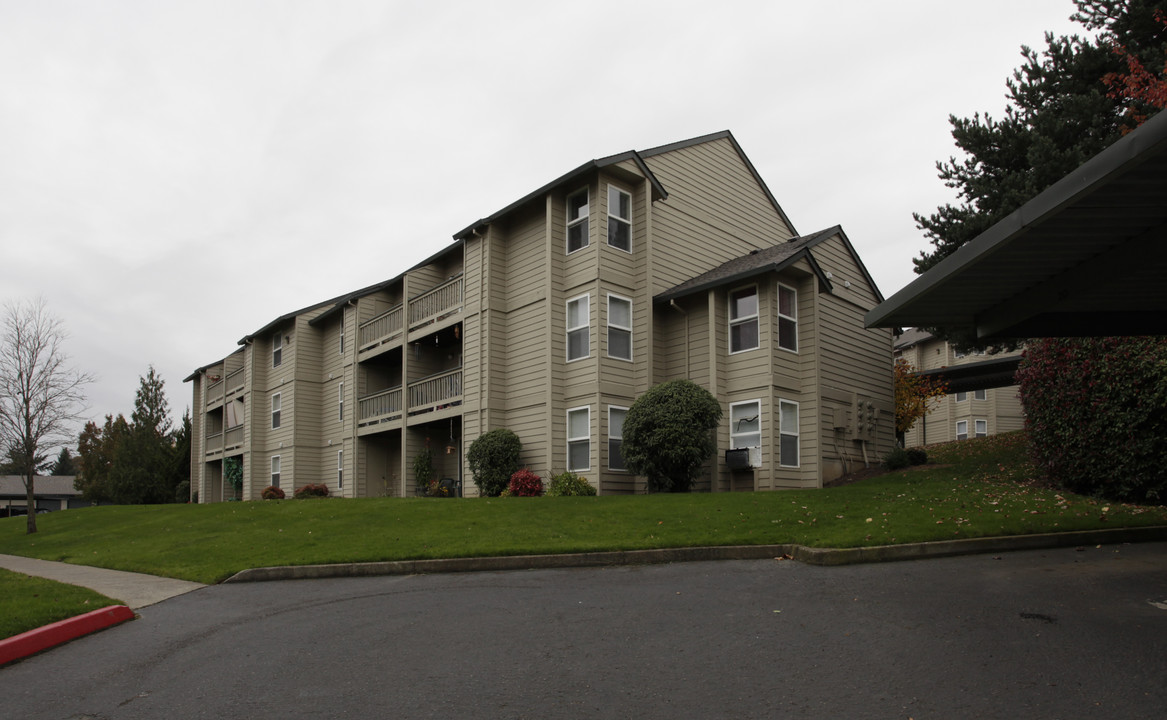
[0,298,93,534]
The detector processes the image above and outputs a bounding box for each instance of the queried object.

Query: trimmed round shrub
[507,468,544,497]
[293,483,330,499]
[882,447,911,471]
[905,448,928,466]
[1017,337,1167,503]
[261,485,286,500]
[546,471,597,497]
[467,428,522,497]
[623,379,722,493]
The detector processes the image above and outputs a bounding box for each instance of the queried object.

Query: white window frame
[729,285,760,354]
[974,389,987,401]
[974,419,988,438]
[273,333,283,368]
[608,405,628,472]
[777,282,798,353]
[607,185,632,252]
[566,188,589,254]
[339,313,345,355]
[729,400,762,450]
[956,420,969,441]
[567,406,591,472]
[271,455,281,488]
[271,392,281,429]
[955,392,968,402]
[607,294,633,361]
[779,399,800,468]
[566,294,590,362]
[338,382,344,421]
[337,449,344,489]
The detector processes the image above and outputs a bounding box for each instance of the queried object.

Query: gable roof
[654,226,883,304]
[866,108,1167,338]
[0,476,79,499]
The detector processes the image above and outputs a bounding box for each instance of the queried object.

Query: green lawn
[2,432,1165,587]
[0,568,121,641]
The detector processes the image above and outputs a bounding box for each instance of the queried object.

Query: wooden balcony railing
[358,387,403,426]
[225,368,245,395]
[408,275,463,329]
[205,431,223,455]
[224,425,244,449]
[408,369,462,415]
[359,305,404,352]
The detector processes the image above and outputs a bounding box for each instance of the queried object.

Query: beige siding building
[894,329,1025,448]
[187,132,894,500]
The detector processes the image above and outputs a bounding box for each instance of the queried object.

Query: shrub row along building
[186,132,894,501]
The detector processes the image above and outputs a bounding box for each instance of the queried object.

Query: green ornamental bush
[622,379,722,493]
[882,447,911,471]
[546,471,597,497]
[467,428,522,497]
[905,448,928,466]
[1017,337,1167,503]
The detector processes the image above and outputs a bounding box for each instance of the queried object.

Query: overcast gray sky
[1,0,1090,433]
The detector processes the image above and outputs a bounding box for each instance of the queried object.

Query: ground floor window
[729,400,761,449]
[779,400,800,467]
[974,419,988,438]
[608,406,627,471]
[567,406,590,471]
[956,420,969,441]
[337,449,344,489]
[271,455,281,488]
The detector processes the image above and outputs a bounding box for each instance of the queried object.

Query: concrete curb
[223,525,1167,583]
[0,605,135,667]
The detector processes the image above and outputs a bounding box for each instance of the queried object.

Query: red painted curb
[0,605,135,666]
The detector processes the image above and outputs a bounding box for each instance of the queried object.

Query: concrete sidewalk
[0,554,206,610]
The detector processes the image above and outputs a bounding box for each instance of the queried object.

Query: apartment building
[893,329,1024,448]
[187,131,894,501]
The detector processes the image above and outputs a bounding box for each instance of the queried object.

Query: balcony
[225,368,244,396]
[205,431,223,456]
[358,386,403,430]
[408,368,462,417]
[359,305,404,355]
[409,275,462,331]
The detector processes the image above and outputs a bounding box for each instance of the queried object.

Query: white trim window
[777,282,798,352]
[338,382,344,421]
[339,313,345,355]
[337,449,344,489]
[566,188,589,253]
[779,400,800,468]
[729,400,761,449]
[271,392,282,429]
[607,294,632,361]
[974,389,987,401]
[956,392,968,402]
[271,455,281,488]
[273,333,283,368]
[608,406,628,471]
[729,286,759,353]
[975,419,988,438]
[567,406,590,472]
[607,185,631,252]
[567,294,590,361]
[956,420,969,441]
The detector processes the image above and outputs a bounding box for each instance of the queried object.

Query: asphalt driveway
[3,542,1166,719]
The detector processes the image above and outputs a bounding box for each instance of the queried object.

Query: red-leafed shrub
[261,486,286,500]
[506,469,544,497]
[1016,337,1167,503]
[293,483,331,499]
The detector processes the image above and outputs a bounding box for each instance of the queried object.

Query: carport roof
[865,109,1167,339]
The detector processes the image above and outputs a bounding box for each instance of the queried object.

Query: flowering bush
[293,483,330,499]
[1017,337,1167,503]
[506,468,544,497]
[261,485,286,500]
[546,471,597,497]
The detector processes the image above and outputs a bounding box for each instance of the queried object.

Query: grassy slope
[1,433,1164,586]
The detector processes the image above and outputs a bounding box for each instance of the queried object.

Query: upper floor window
[339,382,344,421]
[271,392,282,429]
[608,406,628,471]
[567,189,589,253]
[779,400,800,467]
[956,392,968,402]
[730,400,761,449]
[974,389,987,401]
[607,186,631,252]
[339,314,345,355]
[567,294,590,361]
[567,406,590,472]
[607,294,632,361]
[729,286,759,353]
[777,283,798,352]
[273,333,283,367]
